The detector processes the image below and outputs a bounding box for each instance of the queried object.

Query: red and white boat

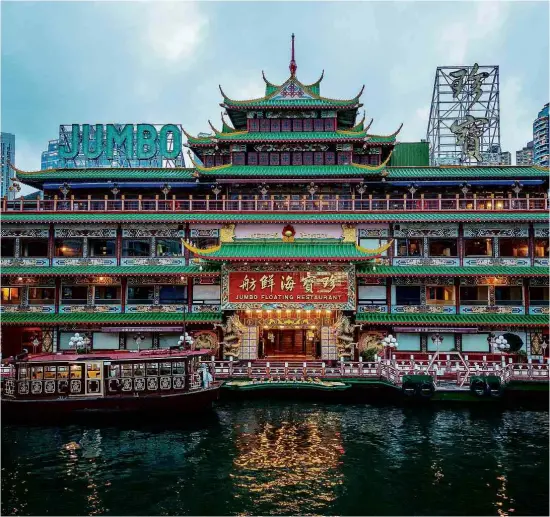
[1,348,220,419]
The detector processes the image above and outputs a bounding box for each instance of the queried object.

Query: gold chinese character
[300,273,315,294]
[281,275,296,292]
[239,275,256,291]
[320,274,336,293]
[260,274,274,292]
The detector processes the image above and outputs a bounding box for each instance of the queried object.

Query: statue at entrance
[333,315,361,359]
[215,314,244,359]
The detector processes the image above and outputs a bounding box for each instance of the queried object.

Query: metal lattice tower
[427,64,500,166]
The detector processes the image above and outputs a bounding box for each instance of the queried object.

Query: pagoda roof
[356,266,548,277]
[11,165,195,187]
[183,239,392,262]
[386,165,549,179]
[185,128,399,145]
[0,312,223,326]
[190,162,388,178]
[355,312,547,328]
[2,212,548,225]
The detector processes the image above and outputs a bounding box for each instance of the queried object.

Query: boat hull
[1,385,220,421]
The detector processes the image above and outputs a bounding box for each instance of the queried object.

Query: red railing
[204,358,549,387]
[2,195,547,213]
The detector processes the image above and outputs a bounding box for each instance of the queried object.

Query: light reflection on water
[1,402,548,516]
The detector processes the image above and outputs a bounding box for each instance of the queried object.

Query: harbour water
[1,401,548,516]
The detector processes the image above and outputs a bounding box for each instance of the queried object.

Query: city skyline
[1,0,549,174]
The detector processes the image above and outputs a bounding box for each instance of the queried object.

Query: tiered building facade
[1,47,549,363]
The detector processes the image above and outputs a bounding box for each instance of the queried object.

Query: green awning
[0,312,223,326]
[355,312,548,327]
[356,266,548,277]
[3,212,547,225]
[1,264,221,277]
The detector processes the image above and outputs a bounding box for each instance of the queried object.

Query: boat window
[18,367,28,380]
[133,363,145,376]
[121,364,133,377]
[45,366,57,379]
[31,366,44,379]
[172,362,185,375]
[160,362,171,375]
[146,363,158,376]
[70,365,83,378]
[58,366,69,379]
[87,363,101,378]
[109,364,121,378]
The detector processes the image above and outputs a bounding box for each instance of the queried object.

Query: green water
[1,402,548,516]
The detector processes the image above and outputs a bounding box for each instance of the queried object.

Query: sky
[1,0,549,180]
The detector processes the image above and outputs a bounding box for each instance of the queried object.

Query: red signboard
[228,270,349,305]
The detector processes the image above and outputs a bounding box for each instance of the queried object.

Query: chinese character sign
[226,270,351,308]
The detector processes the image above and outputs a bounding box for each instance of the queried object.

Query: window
[28,287,55,305]
[21,239,49,257]
[499,238,529,258]
[259,152,269,166]
[427,286,455,305]
[55,239,83,257]
[534,239,549,257]
[337,152,351,165]
[314,119,324,132]
[232,152,245,165]
[464,238,493,257]
[292,119,303,132]
[325,152,335,165]
[61,285,88,304]
[281,152,291,166]
[530,287,549,305]
[1,287,20,304]
[303,119,313,132]
[358,285,387,306]
[156,239,182,257]
[292,152,302,165]
[127,286,154,304]
[495,286,523,306]
[324,119,335,131]
[248,152,258,165]
[146,363,159,376]
[192,236,219,249]
[122,239,150,257]
[460,286,489,305]
[259,119,270,132]
[192,284,221,305]
[396,286,421,305]
[396,238,423,257]
[159,285,187,304]
[281,119,292,132]
[1,238,15,257]
[249,119,260,132]
[429,239,457,257]
[270,120,280,132]
[88,239,116,257]
[269,153,280,166]
[94,285,121,304]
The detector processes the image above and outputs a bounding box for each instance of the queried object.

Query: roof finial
[289,33,297,77]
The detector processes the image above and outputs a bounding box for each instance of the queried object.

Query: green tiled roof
[2,212,548,225]
[15,168,196,183]
[196,163,385,177]
[355,313,548,327]
[389,142,430,167]
[1,312,223,326]
[193,240,381,262]
[1,265,221,277]
[386,166,549,179]
[222,97,360,109]
[188,131,395,144]
[356,266,548,277]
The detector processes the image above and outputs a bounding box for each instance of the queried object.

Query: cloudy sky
[1,0,549,174]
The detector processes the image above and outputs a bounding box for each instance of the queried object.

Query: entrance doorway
[262,329,316,359]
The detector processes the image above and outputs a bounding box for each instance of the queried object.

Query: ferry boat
[1,349,220,419]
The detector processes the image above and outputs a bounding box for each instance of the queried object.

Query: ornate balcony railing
[2,195,548,213]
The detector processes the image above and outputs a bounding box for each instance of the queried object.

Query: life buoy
[416,382,435,398]
[402,380,417,397]
[470,379,489,397]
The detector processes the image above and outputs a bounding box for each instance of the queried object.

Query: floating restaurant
[1,37,549,401]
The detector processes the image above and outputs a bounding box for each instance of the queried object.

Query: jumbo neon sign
[58,124,183,160]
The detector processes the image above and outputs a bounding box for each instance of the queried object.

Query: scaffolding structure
[57,124,186,169]
[427,64,500,166]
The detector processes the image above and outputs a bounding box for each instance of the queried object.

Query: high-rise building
[533,103,549,167]
[41,140,60,170]
[1,132,16,200]
[516,141,534,165]
[500,151,511,165]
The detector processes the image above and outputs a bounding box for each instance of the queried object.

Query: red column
[116,226,122,265]
[524,278,530,314]
[48,224,55,266]
[54,277,61,313]
[121,277,127,313]
[455,278,461,314]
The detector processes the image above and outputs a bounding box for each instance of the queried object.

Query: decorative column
[14,238,21,259]
[150,237,156,258]
[116,226,122,265]
[48,224,55,266]
[52,327,58,353]
[121,277,127,313]
[420,335,428,353]
[87,285,94,307]
[187,277,193,314]
[420,284,427,305]
[152,333,160,349]
[423,237,429,258]
[529,223,535,267]
[153,284,160,305]
[54,278,61,313]
[82,238,89,258]
[488,285,496,306]
[386,278,392,313]
[118,333,126,350]
[455,278,461,314]
[455,334,462,352]
[184,224,191,266]
[458,223,464,266]
[524,278,530,314]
